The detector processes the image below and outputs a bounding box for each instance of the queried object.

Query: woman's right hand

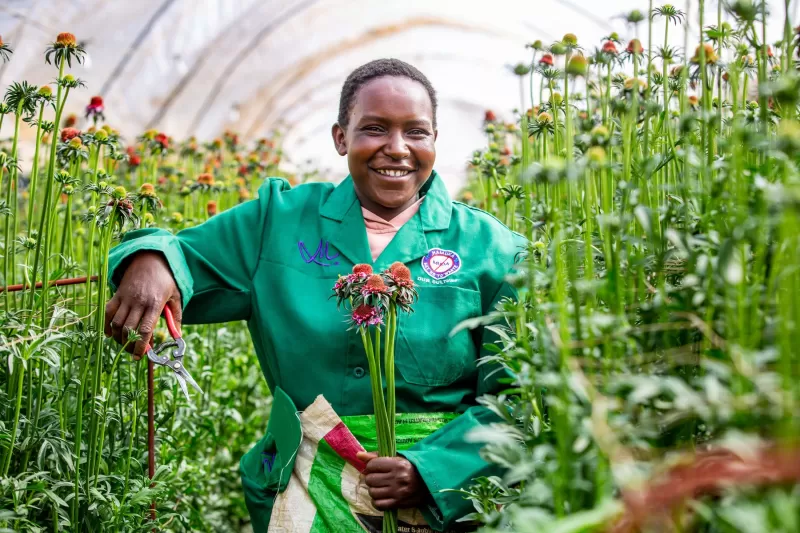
[104,251,183,360]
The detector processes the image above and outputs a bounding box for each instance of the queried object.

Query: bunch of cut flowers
[331,262,418,533]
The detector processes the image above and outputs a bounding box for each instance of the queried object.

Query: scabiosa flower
[60,127,81,142]
[566,55,589,77]
[602,41,618,55]
[46,32,86,67]
[351,304,383,327]
[362,274,390,296]
[627,39,644,55]
[155,132,169,150]
[388,262,412,286]
[691,43,718,64]
[63,113,77,128]
[539,53,554,66]
[139,183,156,197]
[85,95,105,123]
[0,35,12,62]
[353,264,373,277]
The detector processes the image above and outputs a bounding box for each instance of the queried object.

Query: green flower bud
[566,55,588,77]
[562,33,578,46]
[550,42,567,56]
[587,146,607,164]
[94,129,108,141]
[112,186,127,200]
[37,86,53,97]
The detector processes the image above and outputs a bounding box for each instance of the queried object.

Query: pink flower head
[85,95,105,122]
[352,304,383,327]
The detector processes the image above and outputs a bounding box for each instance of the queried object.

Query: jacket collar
[320,170,451,232]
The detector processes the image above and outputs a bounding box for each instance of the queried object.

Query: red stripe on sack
[323,421,367,472]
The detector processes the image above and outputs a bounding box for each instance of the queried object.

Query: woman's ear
[331,123,347,156]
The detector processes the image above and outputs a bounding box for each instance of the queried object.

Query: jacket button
[353,367,365,378]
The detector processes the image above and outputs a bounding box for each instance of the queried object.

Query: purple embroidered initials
[298,239,340,267]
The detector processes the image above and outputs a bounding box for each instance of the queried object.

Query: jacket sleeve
[107,178,289,324]
[400,268,523,531]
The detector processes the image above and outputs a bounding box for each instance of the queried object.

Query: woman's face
[332,76,437,219]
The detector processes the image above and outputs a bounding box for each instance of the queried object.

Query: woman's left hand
[357,451,429,510]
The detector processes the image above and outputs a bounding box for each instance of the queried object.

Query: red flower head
[352,304,383,327]
[362,274,390,296]
[352,264,373,277]
[63,113,78,128]
[627,39,643,54]
[766,45,774,58]
[155,132,169,149]
[56,33,77,48]
[502,146,512,156]
[388,262,414,288]
[197,173,215,186]
[602,41,618,54]
[539,54,554,66]
[206,200,218,216]
[484,110,497,122]
[157,176,167,185]
[60,127,81,142]
[85,95,106,122]
[129,154,141,167]
[238,164,249,177]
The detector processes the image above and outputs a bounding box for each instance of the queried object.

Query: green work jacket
[108,171,527,532]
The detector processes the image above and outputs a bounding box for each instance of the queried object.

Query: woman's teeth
[374,168,412,177]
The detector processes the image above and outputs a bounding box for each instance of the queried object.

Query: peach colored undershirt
[362,196,425,261]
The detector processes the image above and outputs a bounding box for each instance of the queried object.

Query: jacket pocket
[239,387,302,525]
[394,286,482,387]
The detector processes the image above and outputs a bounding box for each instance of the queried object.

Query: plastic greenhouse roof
[0,0,794,193]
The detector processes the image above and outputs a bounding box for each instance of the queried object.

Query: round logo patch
[421,248,461,280]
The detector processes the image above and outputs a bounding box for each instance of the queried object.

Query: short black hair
[337,58,438,131]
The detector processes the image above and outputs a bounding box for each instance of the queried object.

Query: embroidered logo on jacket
[298,239,340,267]
[421,248,461,279]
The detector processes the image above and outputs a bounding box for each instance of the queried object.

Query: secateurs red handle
[145,306,203,403]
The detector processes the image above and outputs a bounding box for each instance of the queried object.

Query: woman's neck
[356,192,421,222]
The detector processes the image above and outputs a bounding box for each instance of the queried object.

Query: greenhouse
[0,0,799,531]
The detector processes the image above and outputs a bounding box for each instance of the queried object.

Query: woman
[105,59,526,532]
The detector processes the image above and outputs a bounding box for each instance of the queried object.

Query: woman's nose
[384,131,410,159]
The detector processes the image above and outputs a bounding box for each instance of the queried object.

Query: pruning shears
[145,306,203,403]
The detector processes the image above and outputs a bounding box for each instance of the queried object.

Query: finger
[372,499,397,511]
[364,472,394,488]
[104,295,120,337]
[367,486,394,501]
[133,305,160,359]
[121,306,144,352]
[362,457,398,474]
[167,296,182,334]
[110,302,130,345]
[356,451,379,463]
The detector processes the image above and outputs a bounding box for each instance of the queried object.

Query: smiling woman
[104,57,527,533]
[332,60,438,219]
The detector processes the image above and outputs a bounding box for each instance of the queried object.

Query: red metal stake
[148,359,156,524]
